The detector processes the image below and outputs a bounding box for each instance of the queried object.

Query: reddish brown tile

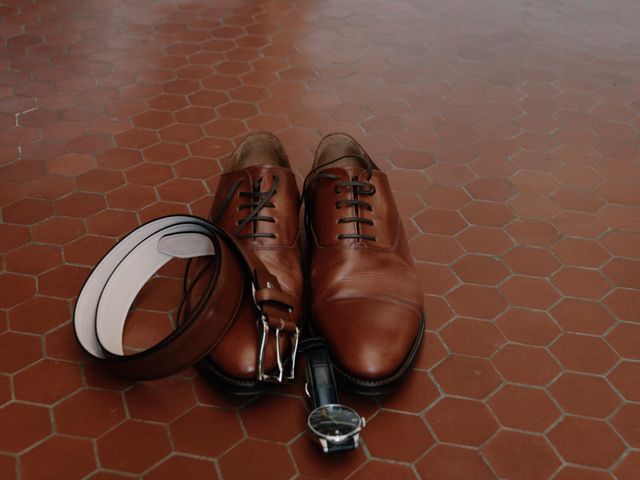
[433,355,501,399]
[0,455,15,480]
[0,273,36,308]
[441,318,505,357]
[499,276,560,309]
[240,394,305,442]
[615,452,640,480]
[611,403,640,448]
[364,411,434,462]
[456,226,514,254]
[606,323,640,360]
[125,378,196,423]
[352,461,416,480]
[483,431,560,480]
[0,332,41,373]
[170,406,243,457]
[551,334,618,374]
[503,246,560,277]
[425,397,498,447]
[218,439,294,480]
[3,197,53,224]
[48,153,96,176]
[506,219,560,246]
[416,446,492,480]
[6,243,62,274]
[144,455,218,480]
[552,267,611,299]
[548,417,625,468]
[493,345,560,385]
[415,208,467,235]
[550,298,614,335]
[97,420,171,474]
[20,436,96,480]
[54,389,125,437]
[291,433,366,479]
[550,373,621,418]
[31,216,85,244]
[446,284,507,319]
[0,402,51,452]
[13,359,82,405]
[488,384,559,432]
[496,309,560,346]
[608,362,640,402]
[410,234,464,264]
[379,370,439,413]
[453,255,509,285]
[555,467,613,480]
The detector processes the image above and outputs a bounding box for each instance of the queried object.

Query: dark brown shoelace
[303,154,377,242]
[213,175,280,240]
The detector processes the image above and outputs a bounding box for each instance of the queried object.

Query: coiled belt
[73,215,299,382]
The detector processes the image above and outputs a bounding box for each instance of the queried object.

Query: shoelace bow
[302,154,377,242]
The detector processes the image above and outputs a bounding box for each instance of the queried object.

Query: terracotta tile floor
[1,0,639,478]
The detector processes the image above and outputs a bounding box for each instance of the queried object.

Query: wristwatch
[300,337,366,454]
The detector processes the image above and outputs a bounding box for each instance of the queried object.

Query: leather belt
[73,215,300,382]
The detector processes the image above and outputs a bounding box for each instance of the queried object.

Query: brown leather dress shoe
[196,132,302,393]
[303,133,424,394]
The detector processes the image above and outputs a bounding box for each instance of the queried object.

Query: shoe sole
[196,358,269,396]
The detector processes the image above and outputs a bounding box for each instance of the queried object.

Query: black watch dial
[308,405,362,440]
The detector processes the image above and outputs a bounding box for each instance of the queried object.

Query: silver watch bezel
[307,404,365,445]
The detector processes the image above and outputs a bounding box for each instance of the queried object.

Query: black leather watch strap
[300,337,339,409]
[326,438,357,453]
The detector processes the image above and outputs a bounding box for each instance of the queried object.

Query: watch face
[308,405,362,441]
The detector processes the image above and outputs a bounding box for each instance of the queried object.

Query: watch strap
[300,337,339,409]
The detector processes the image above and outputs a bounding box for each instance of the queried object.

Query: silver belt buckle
[257,314,300,383]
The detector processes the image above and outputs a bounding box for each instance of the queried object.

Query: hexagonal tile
[425,397,498,447]
[364,411,434,462]
[550,298,614,335]
[611,403,640,448]
[415,208,467,235]
[54,389,125,437]
[453,255,509,285]
[503,246,560,277]
[0,402,51,452]
[496,309,560,346]
[170,406,243,458]
[549,373,621,418]
[456,226,514,254]
[21,436,96,480]
[488,385,559,432]
[548,417,624,468]
[145,455,218,480]
[483,431,560,480]
[446,285,507,319]
[552,267,610,299]
[493,345,560,385]
[433,355,501,399]
[606,323,640,360]
[13,359,82,405]
[239,395,305,442]
[551,334,618,374]
[615,452,640,480]
[499,276,559,309]
[97,420,171,474]
[125,378,196,423]
[440,318,505,357]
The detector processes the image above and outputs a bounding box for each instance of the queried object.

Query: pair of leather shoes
[199,132,424,394]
